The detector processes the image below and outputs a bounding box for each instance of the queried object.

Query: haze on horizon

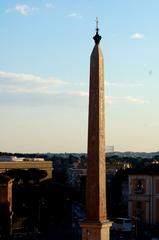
[0,0,159,153]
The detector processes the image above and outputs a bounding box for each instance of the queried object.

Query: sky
[0,0,159,153]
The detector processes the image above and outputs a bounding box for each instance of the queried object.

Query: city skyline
[0,0,159,153]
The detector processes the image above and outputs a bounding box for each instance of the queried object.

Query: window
[136,201,142,209]
[134,179,144,194]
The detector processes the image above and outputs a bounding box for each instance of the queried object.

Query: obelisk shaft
[81,22,112,240]
[86,44,106,222]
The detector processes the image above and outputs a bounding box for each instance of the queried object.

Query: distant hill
[107,151,159,159]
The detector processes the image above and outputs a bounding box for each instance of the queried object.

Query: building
[106,146,114,153]
[128,165,159,226]
[67,168,87,187]
[0,156,53,180]
[0,156,44,162]
[0,175,13,236]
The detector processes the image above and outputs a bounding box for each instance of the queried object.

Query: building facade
[67,168,87,187]
[0,175,13,236]
[0,158,53,180]
[128,167,159,226]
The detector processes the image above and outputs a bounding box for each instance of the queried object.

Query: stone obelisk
[81,19,112,240]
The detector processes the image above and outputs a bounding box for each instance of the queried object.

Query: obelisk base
[80,221,112,240]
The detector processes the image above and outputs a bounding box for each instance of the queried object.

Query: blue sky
[0,0,159,153]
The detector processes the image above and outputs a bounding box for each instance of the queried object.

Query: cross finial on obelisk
[93,17,102,45]
[96,17,99,31]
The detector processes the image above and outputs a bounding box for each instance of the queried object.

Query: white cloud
[0,70,69,95]
[0,70,149,106]
[69,91,88,97]
[66,13,83,19]
[107,81,143,88]
[6,4,38,16]
[130,33,144,40]
[0,71,68,84]
[0,71,41,83]
[107,96,149,105]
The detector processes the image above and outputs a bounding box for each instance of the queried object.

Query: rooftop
[128,164,159,175]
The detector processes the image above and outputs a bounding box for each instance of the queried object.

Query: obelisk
[81,19,112,240]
